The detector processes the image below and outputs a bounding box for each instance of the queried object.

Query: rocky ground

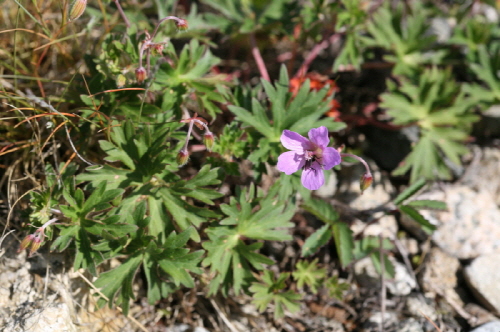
[2,144,500,332]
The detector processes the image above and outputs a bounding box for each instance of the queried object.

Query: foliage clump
[1,0,496,328]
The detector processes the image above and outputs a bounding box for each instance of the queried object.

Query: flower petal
[308,126,329,147]
[322,147,341,170]
[281,130,313,151]
[277,151,304,175]
[301,163,324,190]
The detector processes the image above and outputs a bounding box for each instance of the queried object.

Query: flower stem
[151,16,183,40]
[40,218,59,230]
[182,120,195,152]
[341,153,372,177]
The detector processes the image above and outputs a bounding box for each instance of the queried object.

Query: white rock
[416,185,500,259]
[315,172,338,198]
[3,303,77,332]
[350,214,398,239]
[406,296,437,321]
[420,247,462,305]
[461,147,500,206]
[354,256,416,296]
[398,318,424,332]
[363,311,398,330]
[464,253,500,313]
[469,321,500,332]
[387,260,417,296]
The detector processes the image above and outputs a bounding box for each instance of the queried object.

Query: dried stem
[294,33,342,78]
[113,0,131,28]
[379,234,386,332]
[249,32,270,81]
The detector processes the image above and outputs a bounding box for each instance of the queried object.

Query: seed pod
[28,236,43,257]
[68,0,87,21]
[175,18,188,31]
[203,132,215,152]
[135,67,147,84]
[176,149,189,167]
[151,43,164,56]
[18,234,36,253]
[359,173,373,194]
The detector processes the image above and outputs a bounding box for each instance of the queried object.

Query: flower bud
[175,18,188,31]
[68,0,87,21]
[176,150,189,167]
[135,67,147,84]
[18,234,36,253]
[359,173,373,194]
[29,236,43,257]
[203,131,215,152]
[151,44,164,56]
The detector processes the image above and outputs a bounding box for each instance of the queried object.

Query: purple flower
[277,126,341,190]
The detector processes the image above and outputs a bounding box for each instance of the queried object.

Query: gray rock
[416,185,500,259]
[461,147,500,206]
[406,296,437,322]
[469,321,500,332]
[340,162,394,210]
[464,303,499,327]
[363,311,398,331]
[398,318,424,332]
[350,214,398,239]
[430,18,453,42]
[354,256,416,296]
[316,172,338,198]
[3,302,77,332]
[387,260,417,296]
[420,248,463,306]
[464,254,500,313]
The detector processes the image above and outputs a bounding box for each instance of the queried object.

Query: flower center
[303,149,323,172]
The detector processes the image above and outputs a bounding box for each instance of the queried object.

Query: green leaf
[332,222,354,268]
[51,225,78,252]
[393,178,427,205]
[250,271,301,320]
[74,228,97,275]
[407,199,447,210]
[292,259,326,293]
[325,276,350,300]
[202,186,294,295]
[94,254,142,316]
[399,205,436,233]
[301,224,332,257]
[301,199,339,225]
[369,252,395,279]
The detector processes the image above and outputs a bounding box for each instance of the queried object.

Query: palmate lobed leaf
[82,181,124,215]
[231,65,346,144]
[203,186,293,295]
[392,129,469,183]
[382,67,477,182]
[292,259,326,293]
[94,255,143,316]
[250,270,301,319]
